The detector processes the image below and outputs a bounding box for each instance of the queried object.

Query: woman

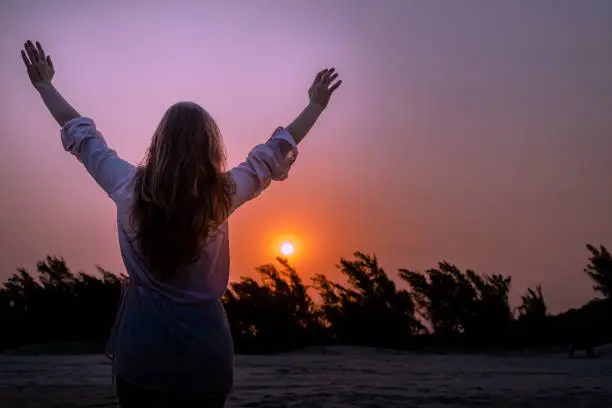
[20,40,342,407]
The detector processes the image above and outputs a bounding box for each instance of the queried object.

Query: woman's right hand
[21,40,55,90]
[308,67,342,109]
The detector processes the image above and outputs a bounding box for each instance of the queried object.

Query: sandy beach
[1,346,611,407]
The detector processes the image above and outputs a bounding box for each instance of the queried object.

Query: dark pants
[115,376,227,408]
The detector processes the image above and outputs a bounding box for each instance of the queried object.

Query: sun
[280,242,295,256]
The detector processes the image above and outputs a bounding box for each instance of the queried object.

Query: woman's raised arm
[21,41,80,127]
[228,67,342,212]
[21,40,135,203]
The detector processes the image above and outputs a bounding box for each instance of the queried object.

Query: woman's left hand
[21,40,55,89]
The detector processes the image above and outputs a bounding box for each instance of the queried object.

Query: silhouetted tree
[400,262,513,347]
[313,252,423,348]
[584,244,612,299]
[551,298,612,358]
[1,256,124,351]
[551,244,612,357]
[223,257,325,353]
[514,285,550,347]
[517,285,547,320]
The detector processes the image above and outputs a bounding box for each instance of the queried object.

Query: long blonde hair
[131,101,234,280]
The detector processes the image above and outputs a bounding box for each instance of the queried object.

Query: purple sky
[1,0,611,313]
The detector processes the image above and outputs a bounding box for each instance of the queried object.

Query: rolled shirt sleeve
[229,127,298,212]
[61,117,136,203]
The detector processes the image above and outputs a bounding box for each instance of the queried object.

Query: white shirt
[60,117,298,392]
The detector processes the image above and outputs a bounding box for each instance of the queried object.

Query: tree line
[1,244,611,355]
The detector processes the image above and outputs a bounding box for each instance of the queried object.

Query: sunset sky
[1,0,611,313]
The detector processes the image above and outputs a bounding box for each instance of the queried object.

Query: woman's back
[105,122,299,393]
[116,187,232,303]
[106,164,233,393]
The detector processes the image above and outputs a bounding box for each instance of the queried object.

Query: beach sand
[1,346,611,407]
